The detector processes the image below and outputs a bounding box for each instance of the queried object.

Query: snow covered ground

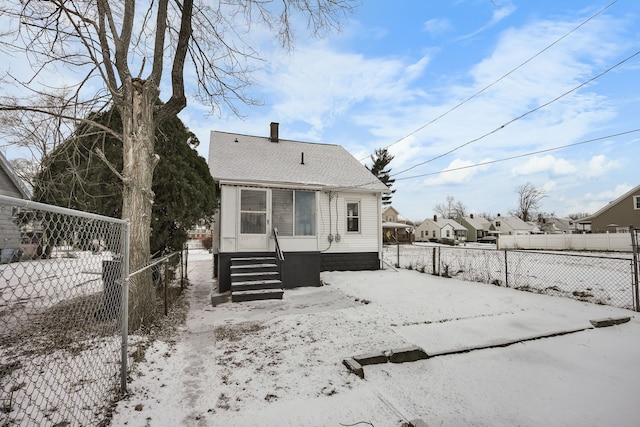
[111,249,640,426]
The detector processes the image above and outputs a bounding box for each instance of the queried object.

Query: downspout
[378,193,383,269]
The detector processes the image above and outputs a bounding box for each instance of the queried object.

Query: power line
[394,128,640,182]
[343,127,640,192]
[392,47,640,178]
[358,0,619,162]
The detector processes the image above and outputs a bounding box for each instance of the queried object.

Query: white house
[490,214,534,235]
[208,123,389,299]
[415,215,467,243]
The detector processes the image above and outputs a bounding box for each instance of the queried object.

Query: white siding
[318,191,381,253]
[218,184,382,254]
[220,185,237,252]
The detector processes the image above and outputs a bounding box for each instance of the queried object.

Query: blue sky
[1,1,638,222]
[180,0,640,221]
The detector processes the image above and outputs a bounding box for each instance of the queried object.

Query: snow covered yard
[111,250,640,426]
[383,243,636,309]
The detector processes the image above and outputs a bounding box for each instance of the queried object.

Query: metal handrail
[273,227,285,261]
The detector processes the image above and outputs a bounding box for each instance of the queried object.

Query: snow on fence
[0,195,129,426]
[382,244,638,312]
[497,232,633,252]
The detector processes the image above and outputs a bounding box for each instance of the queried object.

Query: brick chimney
[433,215,437,222]
[470,213,474,219]
[270,122,279,142]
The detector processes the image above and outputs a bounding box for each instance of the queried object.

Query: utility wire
[358,0,618,162]
[392,47,640,178]
[394,128,640,182]
[343,127,640,193]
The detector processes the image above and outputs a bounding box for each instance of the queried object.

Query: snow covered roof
[462,215,491,230]
[496,216,533,230]
[208,129,389,192]
[382,221,414,229]
[422,218,467,231]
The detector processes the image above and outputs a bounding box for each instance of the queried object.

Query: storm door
[238,188,271,251]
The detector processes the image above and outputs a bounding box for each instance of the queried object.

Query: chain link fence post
[121,220,130,394]
[504,250,509,288]
[630,225,639,312]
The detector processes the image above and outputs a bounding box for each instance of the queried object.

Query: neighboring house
[490,214,534,236]
[382,206,414,225]
[458,214,491,242]
[576,184,640,233]
[414,215,467,243]
[537,216,575,234]
[0,152,31,199]
[0,151,32,263]
[208,123,389,300]
[381,206,414,243]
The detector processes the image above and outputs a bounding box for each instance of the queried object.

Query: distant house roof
[423,217,467,231]
[0,151,31,199]
[494,216,533,231]
[462,215,491,230]
[382,221,414,229]
[577,183,640,224]
[538,217,574,233]
[208,128,389,192]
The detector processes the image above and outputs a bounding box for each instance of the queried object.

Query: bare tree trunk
[120,79,159,330]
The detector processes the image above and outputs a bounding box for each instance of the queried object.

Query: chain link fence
[0,195,129,426]
[383,243,637,311]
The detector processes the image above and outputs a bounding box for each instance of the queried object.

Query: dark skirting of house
[216,251,380,292]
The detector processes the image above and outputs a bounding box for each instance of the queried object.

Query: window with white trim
[634,195,640,210]
[272,189,316,236]
[240,189,267,234]
[346,201,360,232]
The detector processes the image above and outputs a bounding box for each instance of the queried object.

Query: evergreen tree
[367,148,396,206]
[34,109,217,256]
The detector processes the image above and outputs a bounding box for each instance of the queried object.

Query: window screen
[272,189,294,236]
[295,191,316,236]
[240,189,266,234]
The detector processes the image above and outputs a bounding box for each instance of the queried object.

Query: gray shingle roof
[208,130,389,192]
[462,216,491,230]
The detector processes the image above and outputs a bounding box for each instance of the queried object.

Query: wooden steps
[230,256,283,302]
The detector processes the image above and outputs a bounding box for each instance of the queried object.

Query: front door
[238,188,271,251]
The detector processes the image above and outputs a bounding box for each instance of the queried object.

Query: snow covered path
[111,250,640,426]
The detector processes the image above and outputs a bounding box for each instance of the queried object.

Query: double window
[272,189,316,236]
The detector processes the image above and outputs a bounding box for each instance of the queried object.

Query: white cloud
[585,154,618,178]
[585,183,634,203]
[423,158,490,185]
[423,18,451,36]
[511,155,577,177]
[259,44,429,134]
[455,3,516,42]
